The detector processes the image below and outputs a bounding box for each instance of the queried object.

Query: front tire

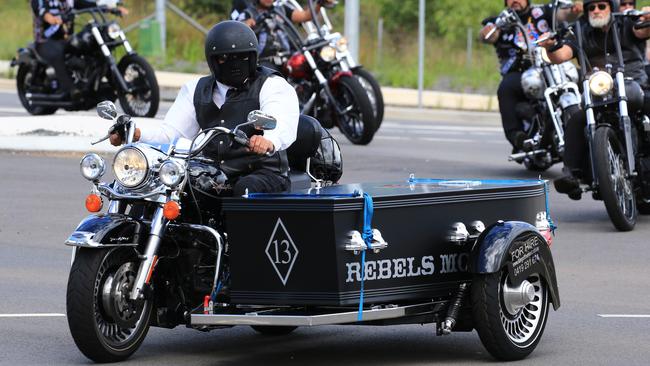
[66,248,152,363]
[16,65,58,115]
[333,75,377,145]
[116,55,159,117]
[353,68,384,128]
[471,271,549,361]
[593,126,636,231]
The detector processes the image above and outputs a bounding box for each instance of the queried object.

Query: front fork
[302,51,349,116]
[129,207,167,300]
[89,25,134,94]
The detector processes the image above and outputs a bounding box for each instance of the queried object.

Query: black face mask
[214,55,252,88]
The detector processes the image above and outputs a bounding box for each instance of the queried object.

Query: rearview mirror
[247,110,277,130]
[96,101,117,120]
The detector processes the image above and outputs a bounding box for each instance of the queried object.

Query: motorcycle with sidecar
[65,102,560,363]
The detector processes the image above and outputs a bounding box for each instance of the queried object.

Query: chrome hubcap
[499,273,546,345]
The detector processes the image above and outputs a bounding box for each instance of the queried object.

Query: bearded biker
[110,21,299,195]
[539,0,650,199]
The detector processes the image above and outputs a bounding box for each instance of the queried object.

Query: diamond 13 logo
[265,218,299,286]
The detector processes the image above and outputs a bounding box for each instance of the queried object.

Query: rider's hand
[244,18,256,28]
[538,32,557,50]
[109,128,140,146]
[117,6,129,16]
[248,135,274,155]
[480,23,499,43]
[44,13,63,25]
[571,3,583,16]
[640,7,650,22]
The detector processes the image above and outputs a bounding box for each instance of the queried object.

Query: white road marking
[597,314,650,318]
[0,313,65,318]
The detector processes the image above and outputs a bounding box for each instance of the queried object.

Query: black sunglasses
[214,53,250,64]
[620,1,635,6]
[587,3,609,11]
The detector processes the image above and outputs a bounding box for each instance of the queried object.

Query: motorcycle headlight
[336,37,348,53]
[113,147,148,188]
[159,160,186,188]
[107,22,121,40]
[319,46,337,62]
[561,61,579,83]
[521,67,546,100]
[80,153,106,181]
[588,71,614,97]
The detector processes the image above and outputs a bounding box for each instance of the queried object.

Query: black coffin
[222,179,548,306]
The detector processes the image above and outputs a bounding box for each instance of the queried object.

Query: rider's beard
[589,13,611,29]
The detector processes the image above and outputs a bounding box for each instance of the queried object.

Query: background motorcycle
[11,5,159,117]
[569,10,650,231]
[488,1,581,171]
[65,102,332,362]
[255,0,377,145]
[291,0,385,127]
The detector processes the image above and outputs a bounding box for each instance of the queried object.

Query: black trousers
[562,110,589,175]
[36,40,74,91]
[232,169,290,196]
[497,71,527,146]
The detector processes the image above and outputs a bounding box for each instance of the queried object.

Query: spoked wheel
[472,271,549,361]
[16,65,57,115]
[117,55,159,117]
[593,126,636,231]
[353,68,384,128]
[250,326,297,336]
[332,74,377,145]
[67,247,152,363]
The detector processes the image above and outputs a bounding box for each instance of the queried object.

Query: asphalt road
[1,91,649,365]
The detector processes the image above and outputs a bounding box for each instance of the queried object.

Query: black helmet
[204,21,258,87]
[309,127,343,183]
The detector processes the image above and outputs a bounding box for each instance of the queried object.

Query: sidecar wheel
[66,248,152,363]
[250,325,297,336]
[471,271,549,361]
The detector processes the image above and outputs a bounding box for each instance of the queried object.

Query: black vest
[193,67,289,178]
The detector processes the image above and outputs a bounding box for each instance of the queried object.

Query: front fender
[14,47,36,66]
[468,221,560,310]
[65,214,145,248]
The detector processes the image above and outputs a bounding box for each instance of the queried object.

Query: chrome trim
[107,200,122,214]
[70,246,77,266]
[191,302,437,327]
[98,182,166,200]
[344,230,366,254]
[447,222,469,246]
[369,228,388,253]
[120,32,133,53]
[64,230,138,248]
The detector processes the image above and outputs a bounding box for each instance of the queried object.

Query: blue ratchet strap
[245,191,361,199]
[358,192,374,321]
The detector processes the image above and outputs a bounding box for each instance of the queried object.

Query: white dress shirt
[139,75,299,151]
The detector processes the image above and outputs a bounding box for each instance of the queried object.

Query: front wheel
[471,271,549,361]
[66,247,152,363]
[593,126,636,231]
[332,75,377,145]
[353,68,384,128]
[116,55,159,117]
[16,65,58,115]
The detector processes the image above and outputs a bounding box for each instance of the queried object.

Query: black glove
[110,115,131,142]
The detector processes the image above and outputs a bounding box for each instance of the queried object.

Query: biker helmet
[309,127,343,183]
[204,21,258,87]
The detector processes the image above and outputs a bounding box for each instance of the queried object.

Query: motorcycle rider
[235,0,335,70]
[539,0,650,198]
[30,0,127,100]
[481,0,560,151]
[110,21,299,195]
